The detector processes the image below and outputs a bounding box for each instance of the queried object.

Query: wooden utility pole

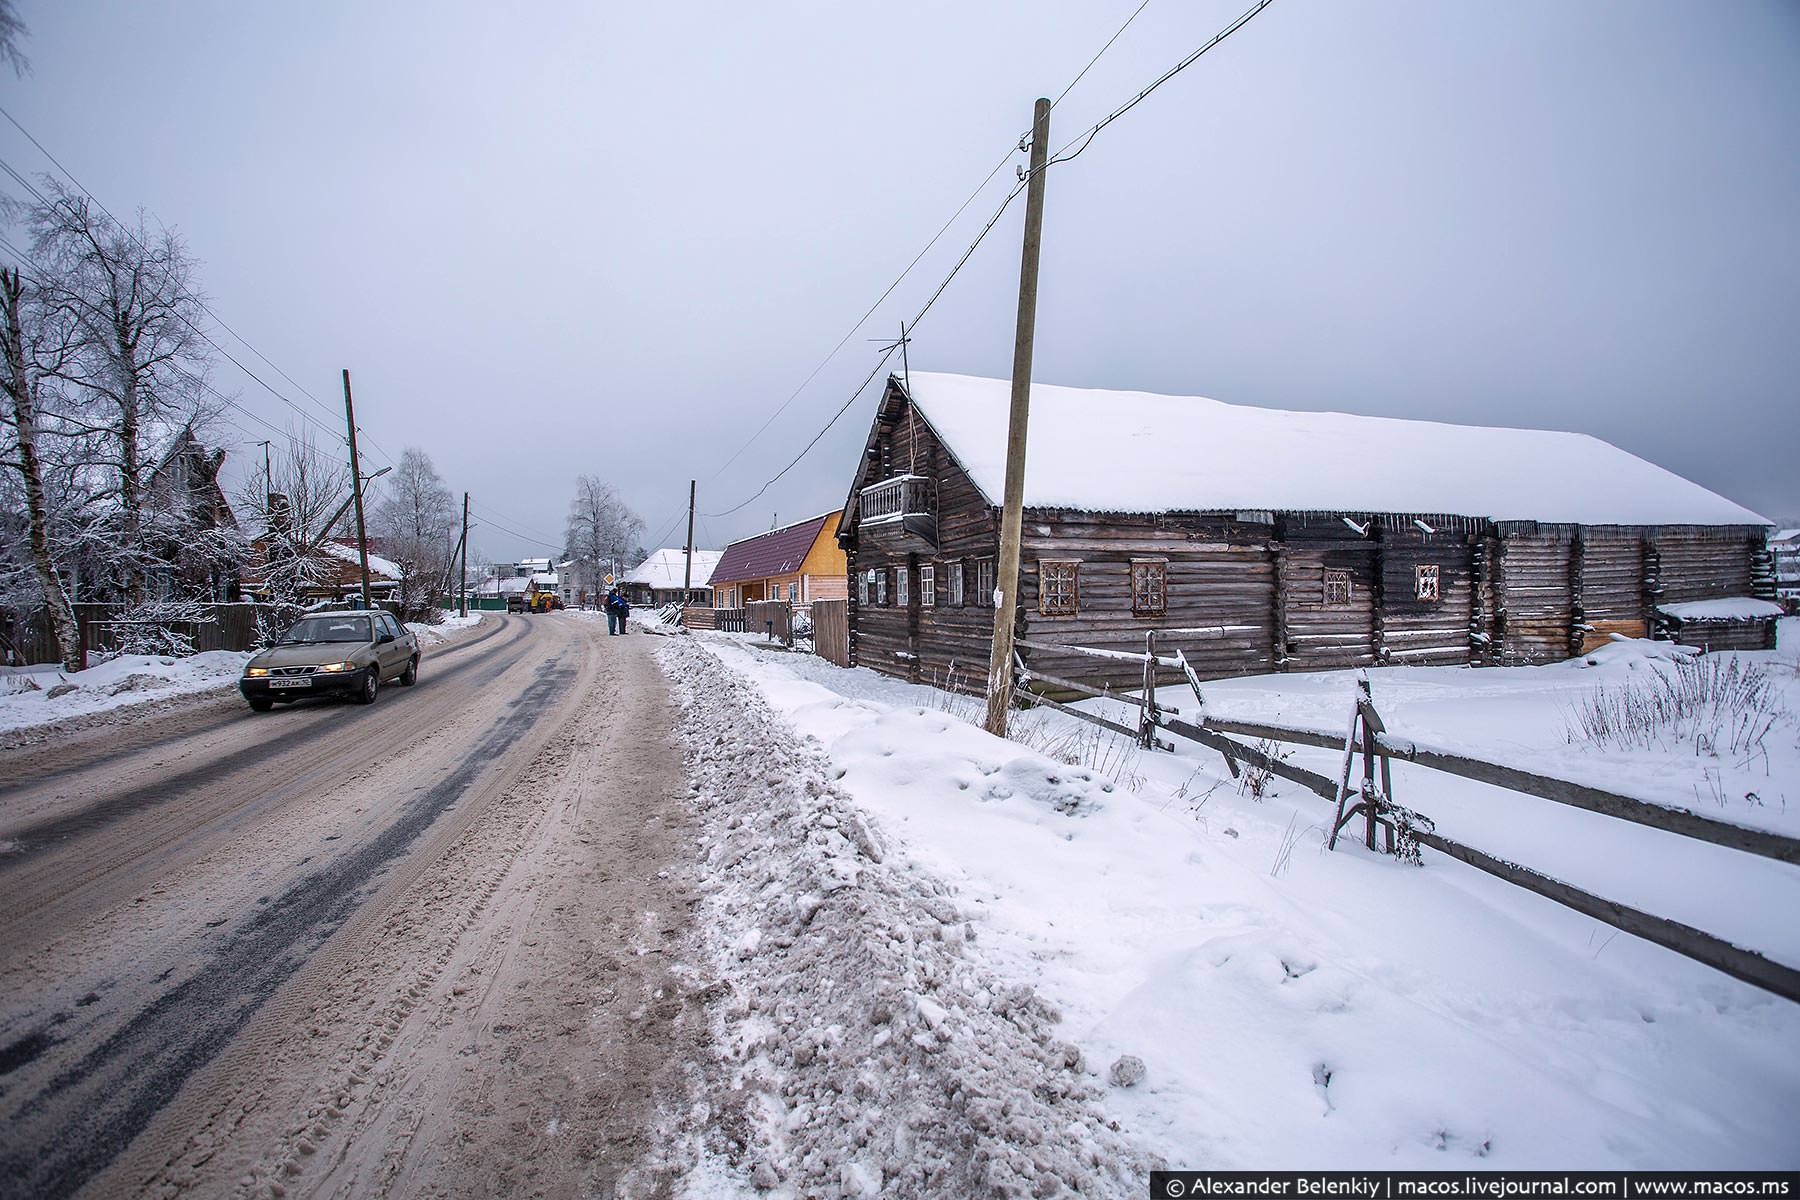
[342,369,373,609]
[683,479,697,604]
[984,97,1051,737]
[459,492,470,618]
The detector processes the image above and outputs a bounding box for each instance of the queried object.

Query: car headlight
[245,667,269,677]
[317,661,357,673]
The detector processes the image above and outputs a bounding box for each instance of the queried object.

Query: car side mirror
[378,632,395,644]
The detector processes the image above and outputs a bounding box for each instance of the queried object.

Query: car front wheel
[355,666,379,705]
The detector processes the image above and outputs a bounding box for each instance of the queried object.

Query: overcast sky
[5,1,1796,563]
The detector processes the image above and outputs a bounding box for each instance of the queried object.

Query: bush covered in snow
[1565,652,1790,759]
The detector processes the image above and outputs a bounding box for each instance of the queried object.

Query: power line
[1046,0,1276,168]
[0,110,369,457]
[469,506,564,554]
[1052,0,1155,109]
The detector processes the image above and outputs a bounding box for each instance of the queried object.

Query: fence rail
[1008,633,1800,1003]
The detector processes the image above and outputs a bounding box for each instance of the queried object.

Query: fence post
[1139,630,1160,748]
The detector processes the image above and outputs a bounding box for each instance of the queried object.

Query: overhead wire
[0,110,400,466]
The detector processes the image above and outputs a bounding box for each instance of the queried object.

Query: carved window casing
[1039,560,1079,617]
[1131,559,1167,617]
[1416,564,1441,602]
[1324,569,1352,608]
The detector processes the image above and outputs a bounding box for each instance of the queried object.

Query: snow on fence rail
[1010,632,1800,1003]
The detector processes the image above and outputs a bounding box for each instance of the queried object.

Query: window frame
[1323,569,1352,609]
[875,571,887,606]
[948,561,964,607]
[1415,563,1441,602]
[1038,559,1080,617]
[896,564,910,608]
[977,559,995,608]
[1130,558,1168,618]
[920,563,936,608]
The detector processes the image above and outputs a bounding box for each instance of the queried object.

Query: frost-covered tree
[29,179,222,603]
[0,0,28,78]
[371,447,456,622]
[564,474,643,584]
[0,264,82,669]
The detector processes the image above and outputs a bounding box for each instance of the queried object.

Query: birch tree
[0,264,80,669]
[30,180,218,602]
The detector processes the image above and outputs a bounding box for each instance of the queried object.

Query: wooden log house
[837,373,1776,693]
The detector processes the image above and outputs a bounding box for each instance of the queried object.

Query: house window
[920,564,936,608]
[1131,559,1167,617]
[1039,560,1079,616]
[896,565,910,607]
[1416,564,1440,602]
[876,571,887,606]
[977,559,995,607]
[788,581,798,603]
[859,570,871,606]
[949,561,964,606]
[1323,569,1351,608]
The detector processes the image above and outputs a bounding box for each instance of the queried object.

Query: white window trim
[920,564,936,608]
[896,566,910,607]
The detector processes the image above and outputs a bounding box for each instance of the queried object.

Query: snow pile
[902,372,1770,526]
[0,649,250,734]
[1656,597,1784,621]
[407,611,486,647]
[659,636,1144,1197]
[688,635,1800,1170]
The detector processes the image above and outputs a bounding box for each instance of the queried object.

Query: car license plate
[268,679,310,689]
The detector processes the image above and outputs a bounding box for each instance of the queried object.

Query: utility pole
[683,479,696,605]
[257,440,272,517]
[459,492,470,618]
[984,97,1051,738]
[342,368,373,609]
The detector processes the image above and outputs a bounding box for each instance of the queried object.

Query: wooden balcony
[858,474,936,551]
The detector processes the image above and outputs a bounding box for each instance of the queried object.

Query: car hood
[249,643,373,670]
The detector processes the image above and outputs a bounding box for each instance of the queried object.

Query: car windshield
[280,615,372,644]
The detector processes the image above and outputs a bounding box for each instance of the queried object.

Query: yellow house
[711,511,847,608]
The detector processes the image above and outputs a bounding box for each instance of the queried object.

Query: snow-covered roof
[1773,529,1800,545]
[625,548,722,589]
[900,373,1770,528]
[1656,597,1783,621]
[319,539,404,581]
[529,572,558,586]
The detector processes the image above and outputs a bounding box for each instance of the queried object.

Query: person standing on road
[614,589,630,634]
[605,588,630,635]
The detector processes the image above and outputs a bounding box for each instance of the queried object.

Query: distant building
[623,548,722,607]
[711,513,846,609]
[1772,528,1800,612]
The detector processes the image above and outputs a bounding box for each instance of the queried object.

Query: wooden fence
[812,600,850,667]
[1011,632,1800,1004]
[1,602,274,668]
[745,601,793,646]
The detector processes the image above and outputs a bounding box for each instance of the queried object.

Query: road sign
[604,573,615,586]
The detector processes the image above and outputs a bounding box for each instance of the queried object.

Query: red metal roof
[711,513,834,584]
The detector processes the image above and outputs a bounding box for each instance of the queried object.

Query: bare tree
[370,447,456,622]
[29,179,219,602]
[0,0,28,78]
[0,265,80,669]
[237,428,351,641]
[564,475,644,586]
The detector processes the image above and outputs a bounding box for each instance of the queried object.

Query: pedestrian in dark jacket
[605,588,630,635]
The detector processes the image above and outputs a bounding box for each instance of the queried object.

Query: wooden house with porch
[838,372,1776,693]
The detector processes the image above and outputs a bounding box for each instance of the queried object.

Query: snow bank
[406,612,486,647]
[904,372,1770,526]
[0,650,250,734]
[688,635,1800,1171]
[659,637,1143,1197]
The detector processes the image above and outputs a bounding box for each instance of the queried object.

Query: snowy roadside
[681,632,1800,1171]
[0,650,252,738]
[0,612,488,741]
[656,635,1145,1198]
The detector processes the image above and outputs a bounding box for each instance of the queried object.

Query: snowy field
[679,623,1800,1173]
[0,612,488,735]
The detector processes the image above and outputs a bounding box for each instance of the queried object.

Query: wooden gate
[812,599,849,667]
